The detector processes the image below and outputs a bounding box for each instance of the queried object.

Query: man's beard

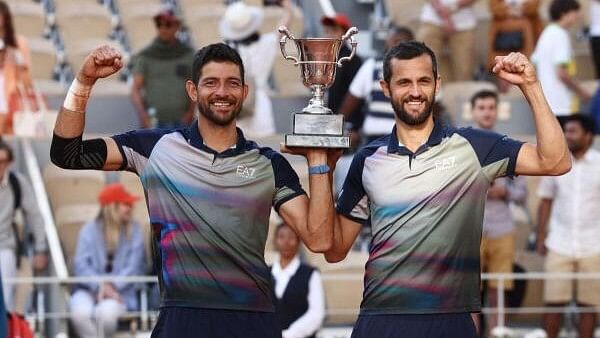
[567,140,586,154]
[197,100,242,126]
[391,95,434,126]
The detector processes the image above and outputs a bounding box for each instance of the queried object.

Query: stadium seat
[55,2,114,43]
[9,1,46,39]
[185,5,226,47]
[119,2,164,53]
[43,163,106,212]
[179,0,224,10]
[28,38,57,81]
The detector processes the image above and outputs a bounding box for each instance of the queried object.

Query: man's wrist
[308,164,330,175]
[76,73,97,87]
[64,78,93,112]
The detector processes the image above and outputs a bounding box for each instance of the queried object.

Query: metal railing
[6,271,600,337]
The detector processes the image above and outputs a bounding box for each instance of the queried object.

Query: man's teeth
[212,101,231,107]
[407,101,423,105]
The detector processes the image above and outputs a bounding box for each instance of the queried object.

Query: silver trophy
[278,25,358,148]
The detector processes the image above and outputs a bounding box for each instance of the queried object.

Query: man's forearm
[521,82,570,173]
[537,199,552,243]
[51,77,108,170]
[54,76,94,138]
[304,153,335,253]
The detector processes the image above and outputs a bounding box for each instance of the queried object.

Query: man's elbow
[545,155,572,176]
[49,143,68,169]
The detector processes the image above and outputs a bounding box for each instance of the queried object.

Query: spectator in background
[0,0,36,135]
[321,13,363,129]
[0,139,48,311]
[531,0,590,124]
[220,0,294,137]
[272,222,325,338]
[470,90,527,335]
[131,7,194,129]
[589,0,600,78]
[489,0,542,92]
[417,0,477,81]
[70,183,145,338]
[536,114,600,338]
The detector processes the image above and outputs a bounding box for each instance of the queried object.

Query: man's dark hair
[192,43,245,85]
[565,113,596,134]
[470,90,498,107]
[0,138,13,162]
[383,41,437,83]
[549,0,580,21]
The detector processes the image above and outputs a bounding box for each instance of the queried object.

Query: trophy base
[285,134,350,148]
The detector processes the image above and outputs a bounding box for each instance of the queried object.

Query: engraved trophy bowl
[278,25,358,148]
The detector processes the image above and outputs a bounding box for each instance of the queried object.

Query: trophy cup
[278,25,358,148]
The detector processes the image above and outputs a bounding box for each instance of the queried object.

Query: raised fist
[492,52,537,87]
[77,45,123,85]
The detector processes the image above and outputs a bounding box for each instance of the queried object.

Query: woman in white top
[271,222,325,338]
[219,0,293,136]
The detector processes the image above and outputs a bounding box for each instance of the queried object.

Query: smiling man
[50,43,338,338]
[298,41,572,337]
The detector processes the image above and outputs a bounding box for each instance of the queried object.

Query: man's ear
[380,79,391,98]
[242,83,249,101]
[186,80,198,102]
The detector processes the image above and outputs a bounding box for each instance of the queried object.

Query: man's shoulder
[356,136,389,160]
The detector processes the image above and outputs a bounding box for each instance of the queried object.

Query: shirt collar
[184,121,248,157]
[272,255,301,276]
[387,120,445,155]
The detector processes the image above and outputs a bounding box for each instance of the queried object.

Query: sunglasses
[156,21,175,28]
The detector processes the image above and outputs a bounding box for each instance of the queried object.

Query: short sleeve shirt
[131,42,194,123]
[337,122,523,314]
[537,149,600,258]
[531,24,573,116]
[111,123,305,312]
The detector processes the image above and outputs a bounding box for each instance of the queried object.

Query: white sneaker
[523,329,548,338]
[491,326,516,338]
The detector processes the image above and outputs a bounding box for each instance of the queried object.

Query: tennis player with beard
[289,41,572,337]
[50,43,340,338]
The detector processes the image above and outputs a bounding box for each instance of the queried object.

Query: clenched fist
[492,52,537,87]
[77,45,123,86]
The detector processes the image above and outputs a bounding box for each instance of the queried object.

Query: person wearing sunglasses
[130,6,194,129]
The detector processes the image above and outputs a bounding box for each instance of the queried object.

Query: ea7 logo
[236,165,256,178]
[435,156,456,171]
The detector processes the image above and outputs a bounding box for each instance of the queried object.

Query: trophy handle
[337,27,359,67]
[278,26,299,65]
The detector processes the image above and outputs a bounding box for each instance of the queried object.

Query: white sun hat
[219,2,264,41]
